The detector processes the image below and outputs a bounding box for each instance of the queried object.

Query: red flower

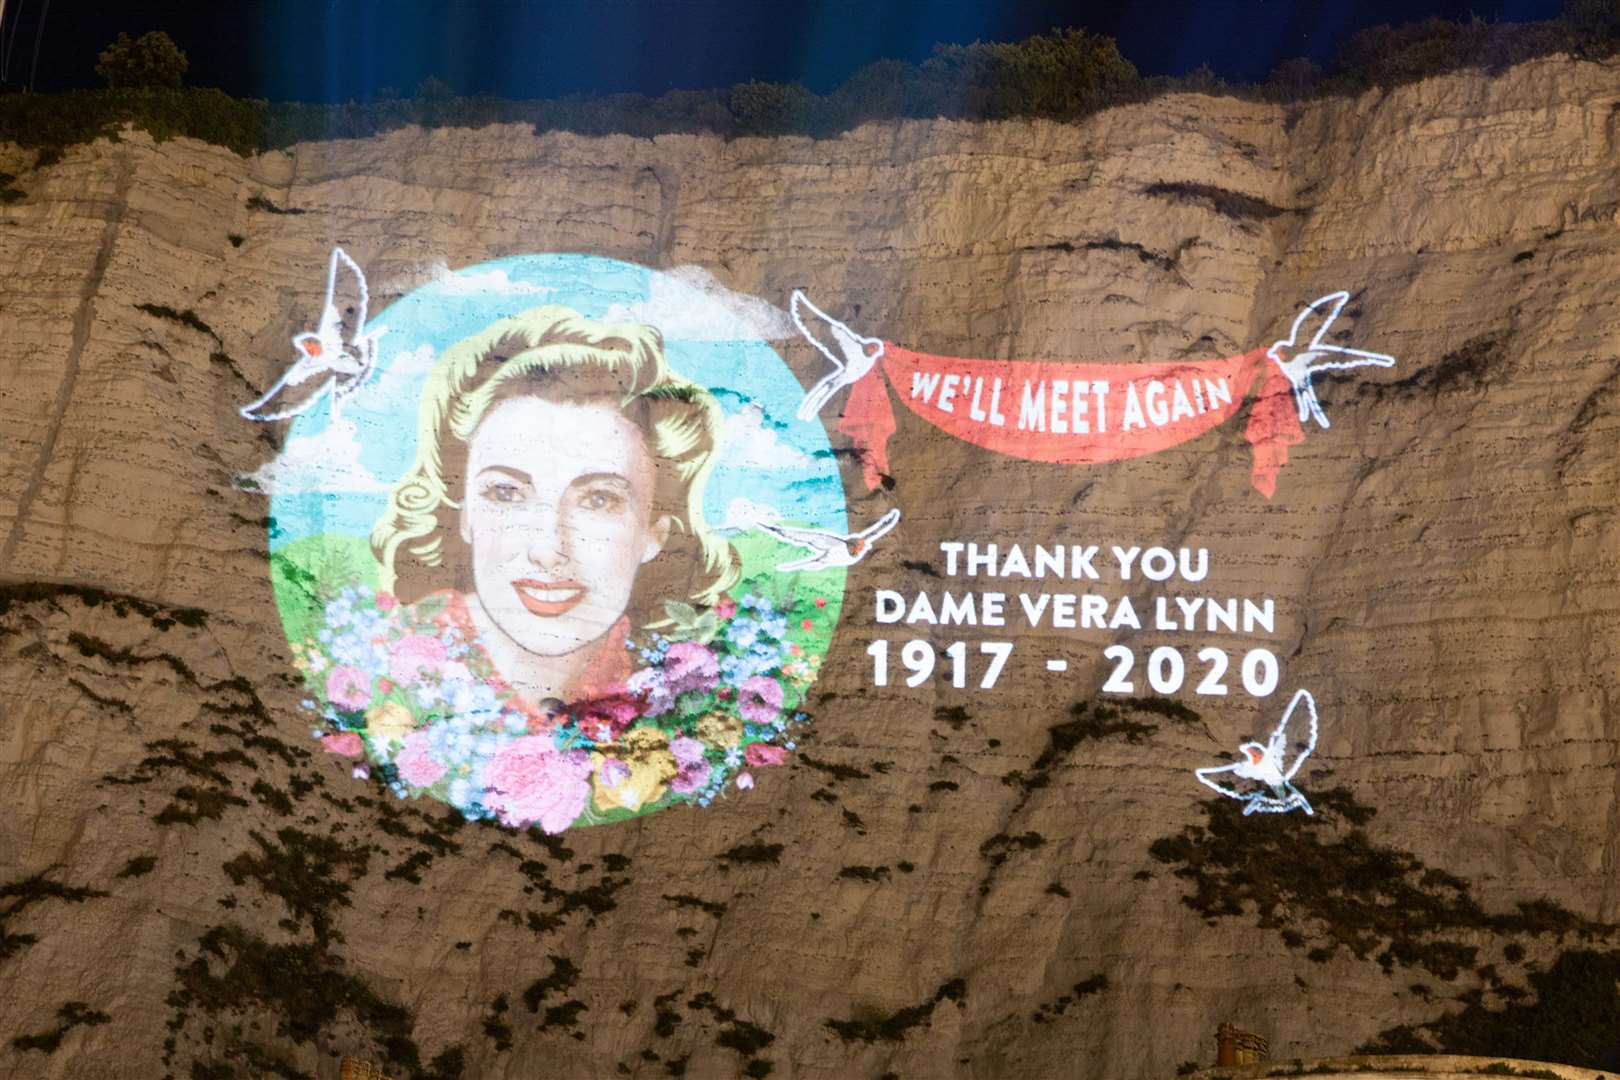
[378,678,395,695]
[575,692,641,744]
[322,732,364,758]
[745,743,789,767]
[801,618,813,631]
[814,597,827,609]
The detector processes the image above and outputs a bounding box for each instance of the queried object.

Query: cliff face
[1,55,1618,1080]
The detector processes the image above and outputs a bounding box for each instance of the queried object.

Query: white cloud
[603,265,792,342]
[237,418,391,496]
[719,404,813,471]
[717,497,782,534]
[437,266,555,297]
[351,341,437,411]
[384,262,555,298]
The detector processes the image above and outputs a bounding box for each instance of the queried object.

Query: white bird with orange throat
[758,509,900,572]
[1195,688,1319,816]
[240,247,386,422]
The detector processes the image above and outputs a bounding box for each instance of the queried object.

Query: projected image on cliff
[240,252,875,833]
[1195,688,1320,816]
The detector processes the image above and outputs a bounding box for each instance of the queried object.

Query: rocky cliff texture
[1,54,1618,1079]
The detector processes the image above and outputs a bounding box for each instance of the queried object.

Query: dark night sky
[0,0,1568,102]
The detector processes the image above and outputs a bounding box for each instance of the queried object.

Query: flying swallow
[758,509,901,572]
[240,247,386,422]
[789,290,885,421]
[1267,291,1396,429]
[1195,688,1320,816]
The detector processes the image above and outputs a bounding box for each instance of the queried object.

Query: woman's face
[460,396,672,659]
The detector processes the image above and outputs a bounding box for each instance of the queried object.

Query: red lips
[512,579,586,618]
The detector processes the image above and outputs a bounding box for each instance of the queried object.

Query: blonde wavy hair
[372,305,740,620]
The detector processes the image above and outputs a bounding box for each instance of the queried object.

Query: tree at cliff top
[95,31,188,90]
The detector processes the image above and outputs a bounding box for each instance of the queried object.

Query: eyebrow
[474,465,532,484]
[569,472,632,488]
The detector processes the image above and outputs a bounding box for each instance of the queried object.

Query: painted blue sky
[263,253,847,553]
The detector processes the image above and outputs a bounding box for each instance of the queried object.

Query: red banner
[838,345,1305,498]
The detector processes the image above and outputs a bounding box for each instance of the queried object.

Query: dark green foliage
[1149,790,1608,981]
[0,581,207,629]
[10,1001,111,1053]
[825,979,967,1042]
[717,842,783,866]
[521,956,581,1012]
[482,994,513,1053]
[838,865,890,882]
[156,784,248,825]
[250,780,293,816]
[96,31,188,89]
[1046,881,1071,898]
[979,831,1046,871]
[134,302,219,340]
[245,194,305,215]
[538,1000,587,1031]
[227,234,244,247]
[934,705,971,728]
[0,873,109,962]
[682,990,777,1070]
[117,854,158,878]
[384,851,434,884]
[1360,950,1620,1068]
[1031,973,1108,1023]
[5,14,1620,160]
[730,81,814,136]
[797,753,869,781]
[1371,331,1512,399]
[174,924,422,1070]
[661,893,727,918]
[1010,699,1187,793]
[221,828,370,945]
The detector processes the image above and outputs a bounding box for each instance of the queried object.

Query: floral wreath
[291,583,824,833]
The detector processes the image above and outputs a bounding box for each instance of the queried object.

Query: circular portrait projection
[253,254,848,833]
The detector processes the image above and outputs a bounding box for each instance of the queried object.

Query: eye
[482,482,526,505]
[580,487,625,512]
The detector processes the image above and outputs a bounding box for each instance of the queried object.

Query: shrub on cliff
[95,31,189,90]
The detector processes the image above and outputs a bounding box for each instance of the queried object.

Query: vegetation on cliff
[2,4,1619,160]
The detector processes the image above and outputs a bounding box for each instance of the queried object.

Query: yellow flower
[365,700,416,744]
[695,711,744,748]
[592,728,677,813]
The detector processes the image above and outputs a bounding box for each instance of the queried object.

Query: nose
[521,502,572,571]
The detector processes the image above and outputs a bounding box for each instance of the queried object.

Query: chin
[492,610,603,659]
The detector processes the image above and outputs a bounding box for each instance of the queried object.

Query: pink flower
[670,758,712,794]
[352,764,371,780]
[663,642,720,695]
[745,742,788,768]
[575,692,641,744]
[735,771,755,790]
[669,736,706,767]
[801,618,813,631]
[738,676,784,725]
[395,731,446,788]
[322,732,364,758]
[376,592,398,611]
[389,634,447,687]
[715,598,737,620]
[325,666,372,710]
[483,737,592,834]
